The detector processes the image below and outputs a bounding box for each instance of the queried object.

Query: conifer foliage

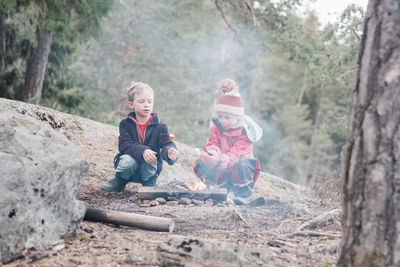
[0,0,113,104]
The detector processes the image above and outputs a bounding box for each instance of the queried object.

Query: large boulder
[0,99,90,263]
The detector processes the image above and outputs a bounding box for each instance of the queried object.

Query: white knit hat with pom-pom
[215,79,244,116]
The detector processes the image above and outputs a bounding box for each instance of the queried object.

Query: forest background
[0,0,365,183]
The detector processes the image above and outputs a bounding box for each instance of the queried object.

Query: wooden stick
[286,231,340,239]
[137,187,227,201]
[84,207,175,232]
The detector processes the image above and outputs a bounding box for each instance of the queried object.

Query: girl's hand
[201,151,220,166]
[168,148,178,160]
[206,145,221,156]
[143,149,157,163]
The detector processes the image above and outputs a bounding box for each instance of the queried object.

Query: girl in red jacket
[194,79,262,201]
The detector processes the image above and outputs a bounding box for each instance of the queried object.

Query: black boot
[101,176,128,192]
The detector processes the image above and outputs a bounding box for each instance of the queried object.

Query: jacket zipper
[135,124,149,144]
[128,116,153,144]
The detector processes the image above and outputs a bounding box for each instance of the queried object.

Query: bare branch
[350,27,361,40]
[242,0,258,26]
[214,0,238,36]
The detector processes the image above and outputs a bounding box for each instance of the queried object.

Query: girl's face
[217,112,240,129]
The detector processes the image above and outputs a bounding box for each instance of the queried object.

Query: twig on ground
[284,209,342,239]
[278,219,292,228]
[296,209,341,232]
[268,239,297,248]
[287,231,340,239]
[234,207,249,227]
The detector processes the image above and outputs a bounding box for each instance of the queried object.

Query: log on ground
[138,187,227,201]
[84,207,175,232]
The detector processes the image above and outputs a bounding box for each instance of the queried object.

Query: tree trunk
[22,28,53,104]
[338,1,400,266]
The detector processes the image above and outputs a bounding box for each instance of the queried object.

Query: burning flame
[184,177,207,191]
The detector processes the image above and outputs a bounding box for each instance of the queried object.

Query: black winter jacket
[114,112,177,175]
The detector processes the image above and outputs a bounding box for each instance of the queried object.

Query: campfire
[184,177,207,191]
[137,177,227,202]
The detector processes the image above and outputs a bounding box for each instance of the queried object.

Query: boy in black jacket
[101,82,178,192]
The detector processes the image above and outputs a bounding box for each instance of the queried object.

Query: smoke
[71,0,293,180]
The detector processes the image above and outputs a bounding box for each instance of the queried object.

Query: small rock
[149,200,159,206]
[166,201,179,206]
[205,199,214,206]
[129,196,138,202]
[142,200,151,204]
[82,227,93,233]
[167,197,178,201]
[179,198,192,205]
[52,244,66,252]
[26,252,48,263]
[140,203,151,207]
[155,198,167,204]
[192,199,203,206]
[267,241,280,248]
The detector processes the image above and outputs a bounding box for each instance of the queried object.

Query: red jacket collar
[127,112,160,125]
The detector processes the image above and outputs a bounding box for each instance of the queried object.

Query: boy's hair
[127,82,153,102]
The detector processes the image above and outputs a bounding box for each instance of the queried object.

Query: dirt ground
[6,113,343,267]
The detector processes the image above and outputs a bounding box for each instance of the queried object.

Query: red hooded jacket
[202,118,260,183]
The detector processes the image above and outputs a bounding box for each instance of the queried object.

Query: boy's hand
[168,148,178,160]
[143,149,157,163]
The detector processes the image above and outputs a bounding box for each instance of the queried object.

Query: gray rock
[166,201,179,206]
[159,235,282,267]
[192,199,203,206]
[0,104,89,263]
[179,197,192,205]
[155,197,167,204]
[204,198,214,206]
[149,200,159,206]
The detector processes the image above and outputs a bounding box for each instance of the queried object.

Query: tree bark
[22,28,53,104]
[338,1,400,266]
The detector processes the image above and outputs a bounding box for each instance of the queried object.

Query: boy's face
[217,112,240,129]
[128,89,154,119]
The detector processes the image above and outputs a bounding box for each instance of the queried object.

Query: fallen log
[84,207,175,232]
[138,186,227,201]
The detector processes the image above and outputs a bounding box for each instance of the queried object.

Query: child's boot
[101,175,128,192]
[231,180,254,205]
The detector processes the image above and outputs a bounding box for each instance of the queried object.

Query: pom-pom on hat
[215,79,244,116]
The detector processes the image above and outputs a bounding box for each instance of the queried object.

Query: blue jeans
[115,154,157,184]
